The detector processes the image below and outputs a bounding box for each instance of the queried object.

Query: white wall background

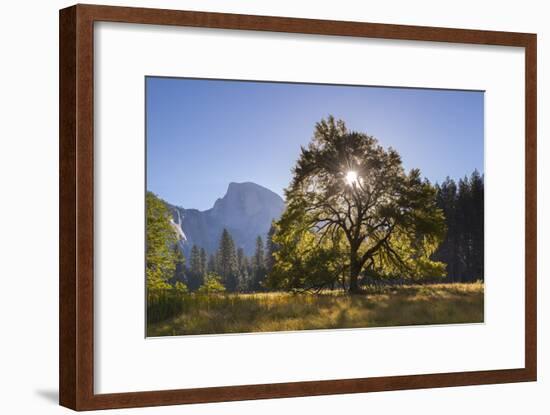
[0,0,546,414]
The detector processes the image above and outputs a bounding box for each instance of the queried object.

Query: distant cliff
[167,182,285,257]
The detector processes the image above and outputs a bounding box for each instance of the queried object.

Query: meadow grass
[147,282,484,337]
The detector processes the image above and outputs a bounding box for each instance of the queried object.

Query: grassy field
[147,282,484,337]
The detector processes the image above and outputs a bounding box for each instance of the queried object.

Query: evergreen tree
[236,247,245,270]
[207,253,217,274]
[199,247,207,277]
[456,175,474,280]
[433,171,484,282]
[265,223,278,275]
[190,245,201,275]
[236,247,250,291]
[252,235,266,290]
[217,229,238,291]
[171,244,186,285]
[145,192,179,291]
[197,273,226,294]
[186,245,203,290]
[433,178,459,280]
[469,170,484,281]
[243,256,251,290]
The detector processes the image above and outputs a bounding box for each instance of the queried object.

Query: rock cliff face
[168,182,285,256]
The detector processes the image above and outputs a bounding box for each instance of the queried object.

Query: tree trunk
[348,259,361,294]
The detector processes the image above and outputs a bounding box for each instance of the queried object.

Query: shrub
[197,273,226,295]
[174,281,189,294]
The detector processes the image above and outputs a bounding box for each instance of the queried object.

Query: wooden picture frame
[59,4,537,410]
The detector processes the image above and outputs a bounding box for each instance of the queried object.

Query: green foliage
[146,192,180,292]
[217,229,238,291]
[207,254,217,274]
[252,235,266,290]
[199,248,208,277]
[433,171,484,281]
[253,236,265,269]
[174,281,189,294]
[197,273,226,294]
[187,244,205,290]
[273,116,446,292]
[170,244,186,285]
[190,245,201,275]
[265,223,278,274]
[268,218,347,292]
[236,247,250,292]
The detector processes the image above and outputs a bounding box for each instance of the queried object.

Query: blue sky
[146,77,484,211]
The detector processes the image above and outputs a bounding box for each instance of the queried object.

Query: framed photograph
[59,4,537,410]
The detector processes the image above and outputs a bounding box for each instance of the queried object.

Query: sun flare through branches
[345,170,358,186]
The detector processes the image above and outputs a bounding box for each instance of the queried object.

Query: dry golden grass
[147,282,484,337]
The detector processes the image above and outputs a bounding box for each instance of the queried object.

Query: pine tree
[217,229,238,291]
[456,176,473,280]
[199,247,207,277]
[190,245,201,275]
[265,223,278,275]
[236,247,249,292]
[186,245,204,290]
[207,254,217,274]
[171,244,186,285]
[469,170,484,281]
[236,247,245,269]
[433,171,484,282]
[197,273,226,294]
[252,235,266,291]
[434,178,458,280]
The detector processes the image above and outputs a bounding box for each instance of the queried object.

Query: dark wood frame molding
[59,4,537,410]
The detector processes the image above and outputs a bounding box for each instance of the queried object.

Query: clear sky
[146,77,484,211]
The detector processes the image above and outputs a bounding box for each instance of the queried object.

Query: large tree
[199,247,208,277]
[433,171,484,282]
[236,247,250,291]
[145,192,180,291]
[469,170,484,281]
[434,178,459,279]
[273,116,446,293]
[207,253,217,274]
[170,244,186,286]
[187,244,204,290]
[217,228,238,291]
[252,235,266,290]
[265,223,278,274]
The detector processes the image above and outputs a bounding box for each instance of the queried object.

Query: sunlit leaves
[146,192,181,291]
[197,273,226,294]
[272,116,447,292]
